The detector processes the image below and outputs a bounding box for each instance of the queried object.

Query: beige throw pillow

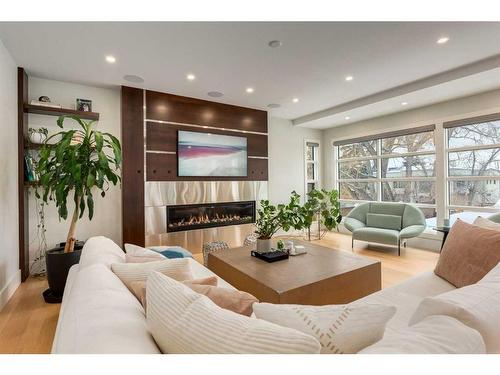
[130,276,218,307]
[146,271,321,354]
[410,262,500,354]
[124,243,166,260]
[126,254,166,263]
[253,302,396,354]
[473,216,500,231]
[111,259,193,292]
[434,219,500,287]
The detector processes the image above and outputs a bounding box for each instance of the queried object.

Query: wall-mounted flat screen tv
[178,130,247,177]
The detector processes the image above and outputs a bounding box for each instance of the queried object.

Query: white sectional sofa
[52,236,485,354]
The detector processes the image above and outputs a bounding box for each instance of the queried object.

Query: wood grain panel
[18,67,29,281]
[146,122,268,157]
[121,86,145,247]
[146,90,268,133]
[147,153,268,181]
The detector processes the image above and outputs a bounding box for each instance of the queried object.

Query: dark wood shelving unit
[18,67,101,282]
[24,103,99,121]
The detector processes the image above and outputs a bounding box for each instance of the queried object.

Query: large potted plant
[254,189,341,252]
[36,115,121,302]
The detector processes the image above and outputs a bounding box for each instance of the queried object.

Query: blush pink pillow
[435,219,500,287]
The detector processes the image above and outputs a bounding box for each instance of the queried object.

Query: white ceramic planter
[29,132,47,144]
[256,238,272,253]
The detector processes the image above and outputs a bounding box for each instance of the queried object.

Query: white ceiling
[1,22,500,129]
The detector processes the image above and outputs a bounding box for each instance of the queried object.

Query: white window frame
[304,139,321,198]
[335,135,437,206]
[445,122,500,221]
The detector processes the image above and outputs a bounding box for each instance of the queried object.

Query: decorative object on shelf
[36,114,122,303]
[254,189,342,252]
[76,98,92,112]
[30,97,62,109]
[24,154,38,181]
[251,249,289,263]
[28,127,48,144]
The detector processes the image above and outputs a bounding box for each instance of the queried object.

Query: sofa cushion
[79,236,125,269]
[125,243,166,260]
[111,259,193,292]
[360,315,485,354]
[353,227,400,245]
[410,263,500,353]
[366,213,402,231]
[370,202,405,216]
[253,302,395,354]
[149,245,193,259]
[434,219,500,287]
[51,264,160,354]
[146,271,321,354]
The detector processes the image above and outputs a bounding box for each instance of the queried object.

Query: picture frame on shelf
[76,98,92,112]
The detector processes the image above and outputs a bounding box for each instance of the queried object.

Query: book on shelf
[30,100,62,109]
[24,154,39,182]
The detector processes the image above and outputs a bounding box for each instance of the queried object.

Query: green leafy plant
[36,115,122,253]
[254,189,342,240]
[302,188,342,231]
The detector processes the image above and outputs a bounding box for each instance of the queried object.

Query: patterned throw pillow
[253,302,396,354]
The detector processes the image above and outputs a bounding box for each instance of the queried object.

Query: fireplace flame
[168,212,251,229]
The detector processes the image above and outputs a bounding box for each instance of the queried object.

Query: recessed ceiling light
[437,37,449,44]
[105,55,116,64]
[345,75,354,81]
[246,87,254,93]
[292,98,299,103]
[401,102,408,106]
[268,40,282,48]
[267,103,281,109]
[187,73,196,81]
[345,116,350,120]
[207,91,223,98]
[123,75,144,83]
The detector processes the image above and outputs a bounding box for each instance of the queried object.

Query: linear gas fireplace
[166,201,256,233]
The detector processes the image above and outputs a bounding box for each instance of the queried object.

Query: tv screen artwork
[178,130,248,177]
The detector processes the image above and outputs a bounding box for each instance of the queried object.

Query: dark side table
[433,226,451,251]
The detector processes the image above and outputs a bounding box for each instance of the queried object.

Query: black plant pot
[43,241,84,304]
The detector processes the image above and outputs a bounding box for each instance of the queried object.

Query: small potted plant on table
[36,115,122,303]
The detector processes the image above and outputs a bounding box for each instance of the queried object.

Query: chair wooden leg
[351,237,354,252]
[398,239,401,256]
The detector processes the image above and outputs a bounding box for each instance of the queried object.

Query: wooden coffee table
[207,240,381,305]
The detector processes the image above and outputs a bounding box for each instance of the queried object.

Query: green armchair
[344,202,426,256]
[488,212,500,223]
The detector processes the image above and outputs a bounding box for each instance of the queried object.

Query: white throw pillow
[360,315,485,354]
[146,271,321,354]
[124,243,166,259]
[79,236,125,269]
[111,259,193,291]
[409,262,500,353]
[473,216,500,231]
[252,302,396,354]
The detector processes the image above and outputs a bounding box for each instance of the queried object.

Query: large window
[335,127,437,224]
[446,118,500,224]
[305,141,320,194]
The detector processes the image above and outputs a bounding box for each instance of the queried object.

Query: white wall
[268,117,323,204]
[0,40,20,310]
[27,78,121,265]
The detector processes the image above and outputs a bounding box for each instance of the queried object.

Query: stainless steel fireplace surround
[145,181,268,253]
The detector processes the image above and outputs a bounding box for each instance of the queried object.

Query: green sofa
[344,202,426,256]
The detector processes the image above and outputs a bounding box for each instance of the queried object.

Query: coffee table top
[208,239,380,293]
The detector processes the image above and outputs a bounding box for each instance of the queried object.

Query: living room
[1,1,500,373]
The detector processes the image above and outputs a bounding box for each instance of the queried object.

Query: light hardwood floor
[0,232,439,354]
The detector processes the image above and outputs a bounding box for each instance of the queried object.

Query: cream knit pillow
[111,259,193,292]
[146,271,321,354]
[253,302,396,354]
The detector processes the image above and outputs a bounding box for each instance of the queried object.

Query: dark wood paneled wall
[146,153,268,181]
[146,90,267,133]
[121,87,268,245]
[121,86,145,246]
[146,122,268,157]
[18,68,29,281]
